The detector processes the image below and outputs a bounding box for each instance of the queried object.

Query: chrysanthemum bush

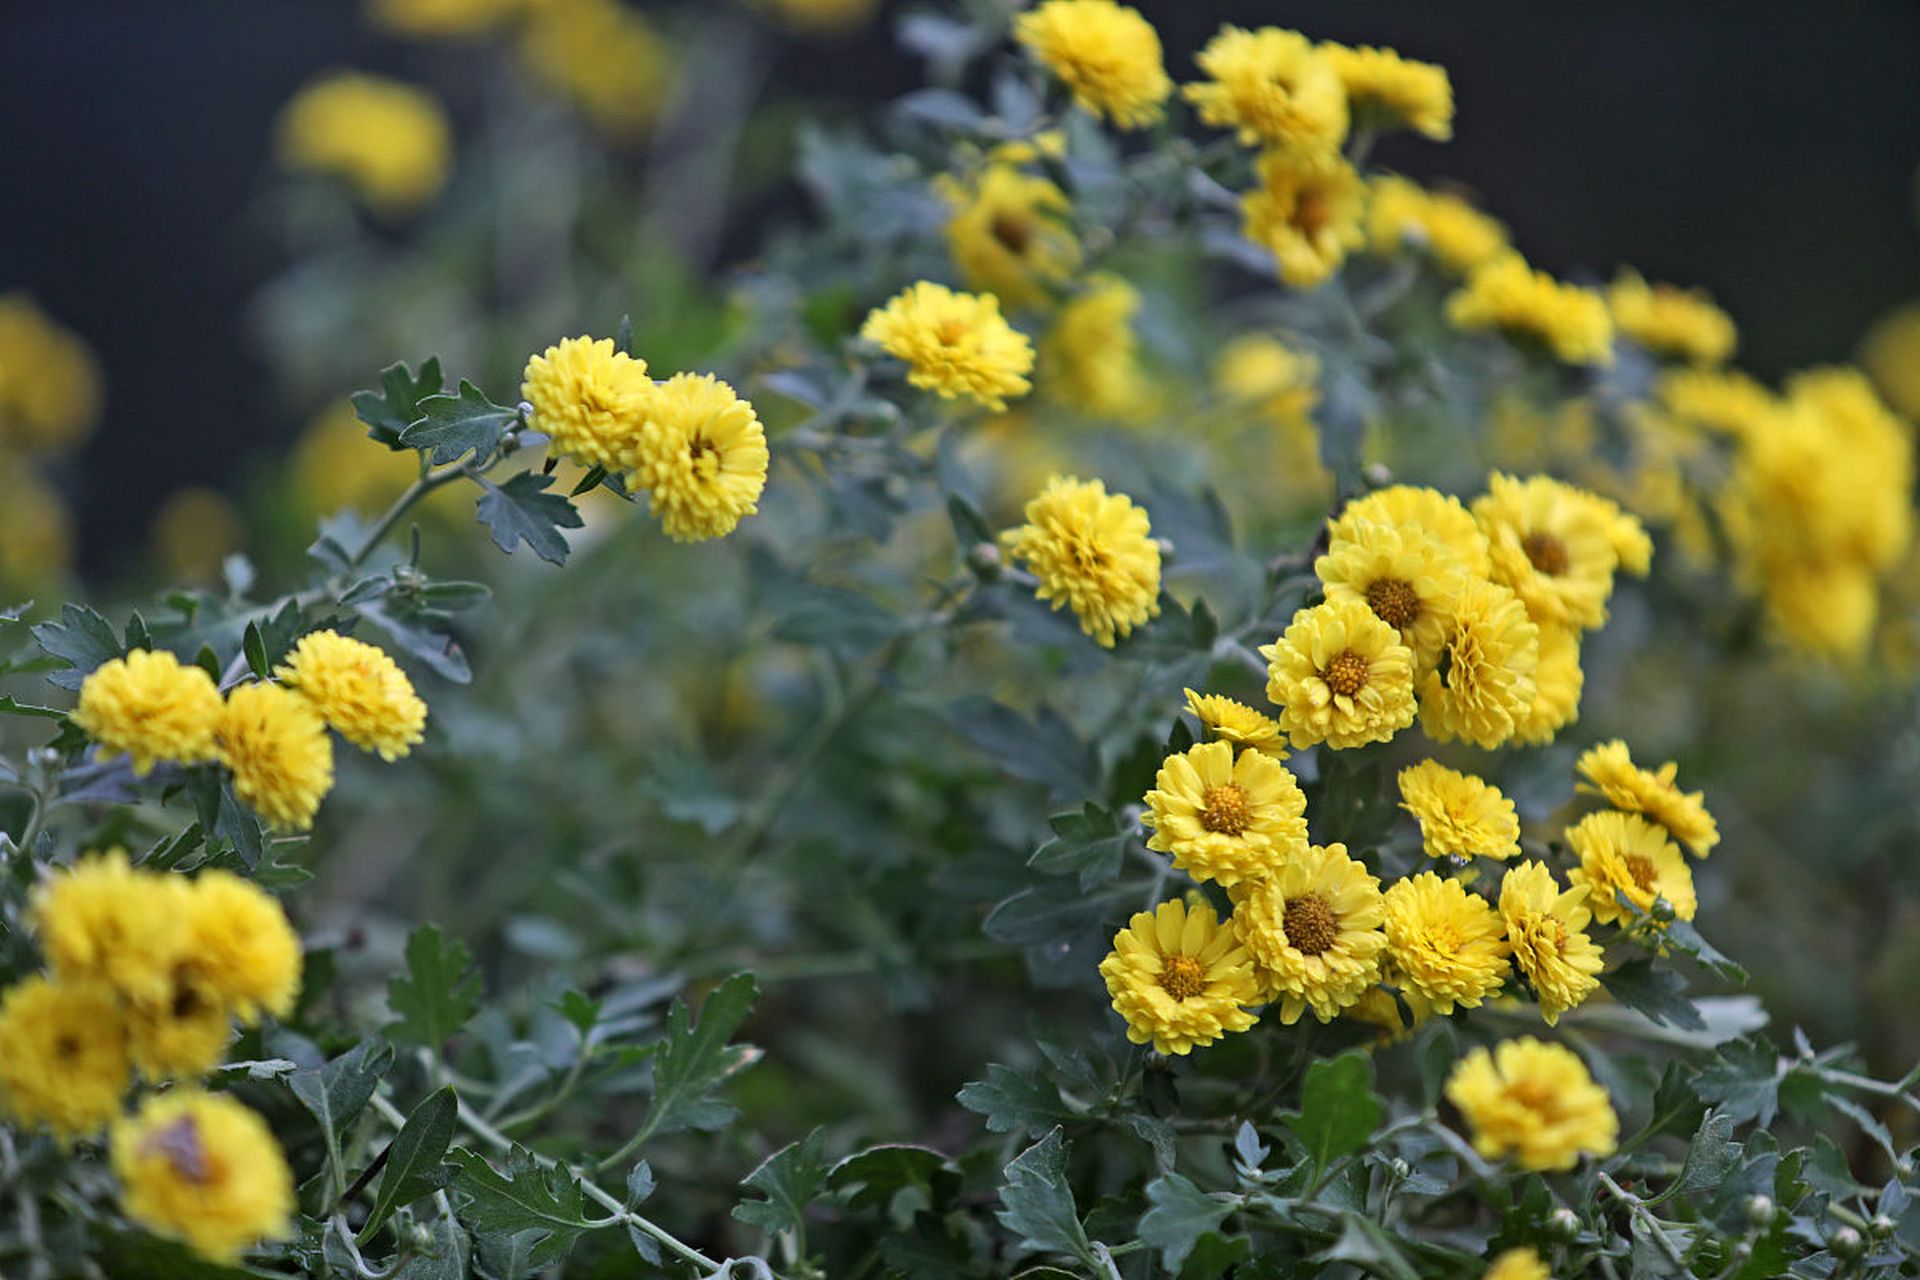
[4,2,1920,1277]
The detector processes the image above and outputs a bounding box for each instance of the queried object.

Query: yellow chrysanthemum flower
[1330,485,1492,578]
[0,977,131,1139]
[181,871,304,1024]
[518,0,670,139]
[627,373,770,543]
[1365,176,1508,276]
[365,0,522,37]
[1861,301,1920,421]
[1656,366,1776,439]
[1499,861,1603,1025]
[1446,255,1615,366]
[0,458,75,587]
[1445,1038,1618,1171]
[1242,152,1367,290]
[1142,740,1308,887]
[291,401,420,518]
[937,163,1079,311]
[1475,472,1651,631]
[214,683,335,832]
[113,1092,294,1263]
[1183,688,1289,759]
[275,72,451,215]
[1098,898,1261,1054]
[999,475,1161,648]
[276,630,427,762]
[72,649,223,777]
[1185,26,1348,157]
[1484,1248,1549,1280]
[1214,333,1321,430]
[1261,598,1417,749]
[0,292,103,452]
[1758,563,1880,662]
[1608,271,1736,366]
[1319,43,1453,140]
[32,850,189,1006]
[1397,760,1520,862]
[1316,517,1467,668]
[1014,0,1172,130]
[1416,577,1539,749]
[521,335,653,473]
[1381,871,1510,1014]
[1573,740,1718,857]
[1342,980,1432,1040]
[126,987,233,1083]
[861,282,1035,412]
[1565,810,1696,927]
[1230,842,1387,1023]
[151,487,245,584]
[1513,622,1584,746]
[1041,276,1153,420]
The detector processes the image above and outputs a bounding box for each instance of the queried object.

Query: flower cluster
[521,336,771,542]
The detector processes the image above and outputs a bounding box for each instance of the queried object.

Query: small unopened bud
[1154,537,1175,561]
[1870,1215,1896,1240]
[407,1224,435,1252]
[1744,1195,1776,1228]
[516,400,534,421]
[1650,896,1676,923]
[968,542,1002,577]
[1547,1207,1580,1241]
[1387,1158,1410,1180]
[1831,1226,1864,1261]
[1732,1241,1752,1263]
[1362,462,1394,488]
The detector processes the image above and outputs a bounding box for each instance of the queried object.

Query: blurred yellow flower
[1183,688,1289,759]
[1498,861,1602,1025]
[1484,1248,1550,1280]
[126,981,232,1082]
[113,1092,294,1262]
[366,0,523,36]
[1332,484,1491,577]
[1261,597,1416,749]
[277,630,428,761]
[292,402,420,517]
[1366,176,1507,276]
[0,977,130,1140]
[1320,43,1453,141]
[1230,842,1386,1024]
[1396,760,1520,862]
[1608,271,1737,366]
[73,650,223,778]
[215,683,335,832]
[0,457,74,587]
[1416,577,1539,749]
[1656,366,1775,439]
[31,850,187,1006]
[1316,516,1467,668]
[522,335,652,472]
[519,0,671,140]
[1040,276,1153,420]
[1099,898,1261,1054]
[1242,152,1367,290]
[180,871,304,1024]
[1014,0,1172,131]
[754,0,881,35]
[1142,739,1307,887]
[1185,26,1348,157]
[999,475,1160,647]
[937,163,1079,311]
[152,487,245,584]
[1382,871,1509,1014]
[1565,809,1696,926]
[1215,333,1320,429]
[1513,621,1583,745]
[628,373,770,543]
[1445,1037,1618,1170]
[1475,472,1651,631]
[862,282,1035,412]
[0,293,103,451]
[276,72,452,215]
[1574,739,1718,857]
[1861,301,1920,421]
[1447,255,1614,366]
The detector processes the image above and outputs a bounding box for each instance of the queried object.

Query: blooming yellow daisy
[999,475,1161,648]
[1330,485,1492,578]
[1656,366,1776,439]
[1183,688,1289,759]
[1231,842,1387,1023]
[1574,740,1718,857]
[1607,271,1736,366]
[1476,472,1651,631]
[1365,176,1508,276]
[1565,809,1697,926]
[1142,740,1308,887]
[1416,577,1539,749]
[275,72,451,215]
[126,980,233,1082]
[0,977,131,1139]
[937,163,1079,311]
[1498,861,1603,1025]
[1261,598,1417,749]
[627,373,770,543]
[1445,1037,1618,1170]
[214,683,335,832]
[1041,276,1153,420]
[1397,760,1520,862]
[1319,43,1453,141]
[861,282,1035,412]
[1381,871,1510,1014]
[113,1091,294,1263]
[180,871,304,1024]
[1316,516,1467,668]
[1185,26,1348,157]
[1446,254,1615,367]
[31,850,188,1006]
[1484,1248,1549,1280]
[1241,152,1367,290]
[521,335,653,473]
[275,630,427,761]
[1513,623,1583,746]
[1013,0,1172,130]
[1099,898,1261,1054]
[72,649,223,777]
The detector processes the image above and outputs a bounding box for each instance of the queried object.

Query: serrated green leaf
[828,1144,962,1211]
[1029,803,1130,890]
[401,379,516,464]
[957,1062,1071,1136]
[734,1128,830,1236]
[0,694,65,720]
[393,1215,471,1280]
[386,925,482,1050]
[32,602,123,691]
[1282,1051,1383,1181]
[290,1040,395,1198]
[1317,1213,1420,1280]
[1668,1109,1740,1202]
[995,1127,1093,1266]
[1694,1036,1782,1126]
[1604,958,1705,1031]
[450,1146,593,1267]
[1138,1172,1234,1270]
[362,1086,459,1241]
[633,973,758,1144]
[354,357,445,447]
[475,472,583,566]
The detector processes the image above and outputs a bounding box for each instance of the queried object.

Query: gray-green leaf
[1138,1172,1234,1270]
[386,925,482,1050]
[995,1127,1094,1267]
[362,1086,459,1241]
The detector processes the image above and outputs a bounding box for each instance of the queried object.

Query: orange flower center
[1283,893,1340,956]
[1159,955,1206,1001]
[1324,649,1370,698]
[1624,854,1658,892]
[1522,531,1570,577]
[991,212,1035,255]
[1364,577,1422,630]
[1200,783,1253,835]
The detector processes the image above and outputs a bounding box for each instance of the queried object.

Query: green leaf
[828,1144,962,1211]
[734,1128,831,1236]
[1029,803,1131,890]
[0,601,30,623]
[1317,1212,1420,1280]
[393,1215,471,1280]
[359,598,471,684]
[635,973,758,1143]
[401,379,517,464]
[242,621,270,680]
[956,1062,1072,1136]
[0,694,65,720]
[1603,958,1706,1031]
[414,580,492,611]
[214,781,265,869]
[1661,918,1748,983]
[1282,1051,1384,1181]
[1694,1036,1782,1126]
[1669,1109,1740,1202]
[1138,1172,1234,1270]
[474,472,583,566]
[995,1127,1093,1267]
[386,925,483,1050]
[290,1041,395,1197]
[450,1146,593,1268]
[354,357,445,447]
[362,1086,459,1241]
[32,602,123,691]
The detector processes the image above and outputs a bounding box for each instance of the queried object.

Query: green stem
[1812,1067,1920,1119]
[1598,1172,1688,1271]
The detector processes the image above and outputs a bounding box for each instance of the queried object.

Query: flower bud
[1546,1207,1580,1241]
[968,542,1003,578]
[1744,1195,1775,1228]
[1870,1215,1896,1240]
[1830,1226,1864,1262]
[1362,462,1394,487]
[1650,895,1676,923]
[1388,1158,1410,1180]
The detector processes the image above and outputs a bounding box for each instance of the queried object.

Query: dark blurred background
[2,0,1917,577]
